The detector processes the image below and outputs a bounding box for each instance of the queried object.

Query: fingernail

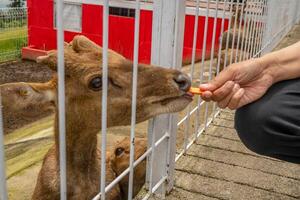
[200,83,210,90]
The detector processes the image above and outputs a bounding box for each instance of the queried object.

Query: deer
[110,137,147,200]
[0,76,57,134]
[31,35,192,200]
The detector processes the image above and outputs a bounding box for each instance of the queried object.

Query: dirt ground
[0,60,53,84]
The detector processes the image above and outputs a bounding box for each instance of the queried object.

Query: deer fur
[30,35,192,200]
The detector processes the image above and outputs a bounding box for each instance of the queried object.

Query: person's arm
[200,41,300,109]
[258,41,300,83]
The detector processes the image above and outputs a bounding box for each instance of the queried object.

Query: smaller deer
[110,137,147,200]
[0,77,57,134]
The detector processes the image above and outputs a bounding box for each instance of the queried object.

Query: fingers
[218,83,240,108]
[211,81,235,101]
[228,88,245,110]
[200,80,234,102]
[201,91,213,102]
[201,82,245,110]
[200,66,235,91]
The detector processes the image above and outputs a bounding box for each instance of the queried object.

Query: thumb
[200,68,235,91]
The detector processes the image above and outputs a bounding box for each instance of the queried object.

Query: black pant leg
[235,78,300,164]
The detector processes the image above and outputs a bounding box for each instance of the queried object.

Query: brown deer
[31,35,192,200]
[0,77,57,134]
[110,137,147,200]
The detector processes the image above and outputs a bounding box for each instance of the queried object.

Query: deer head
[0,76,56,119]
[37,35,192,131]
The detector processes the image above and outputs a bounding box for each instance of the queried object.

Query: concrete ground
[152,25,300,200]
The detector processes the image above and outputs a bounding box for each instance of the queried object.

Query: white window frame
[54,1,83,33]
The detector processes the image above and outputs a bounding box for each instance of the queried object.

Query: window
[109,7,135,18]
[54,3,82,32]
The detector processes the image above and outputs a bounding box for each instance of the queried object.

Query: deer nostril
[174,73,191,92]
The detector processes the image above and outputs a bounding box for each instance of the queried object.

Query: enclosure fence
[1,0,300,200]
[0,7,27,63]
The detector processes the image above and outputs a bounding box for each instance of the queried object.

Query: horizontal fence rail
[0,0,300,200]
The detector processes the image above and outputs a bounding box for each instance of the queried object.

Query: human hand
[200,58,277,109]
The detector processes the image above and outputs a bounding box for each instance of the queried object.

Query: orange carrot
[189,87,203,95]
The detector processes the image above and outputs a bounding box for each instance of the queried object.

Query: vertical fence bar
[239,0,250,61]
[145,0,163,188]
[253,0,263,57]
[0,95,7,200]
[195,0,209,135]
[258,0,267,56]
[184,0,200,154]
[204,0,219,129]
[100,0,109,199]
[127,0,141,199]
[245,0,256,59]
[56,0,67,199]
[235,0,246,62]
[230,0,239,64]
[249,1,259,58]
[223,0,234,69]
[148,0,186,196]
[242,0,253,60]
[254,0,265,57]
[212,0,227,120]
[167,0,186,193]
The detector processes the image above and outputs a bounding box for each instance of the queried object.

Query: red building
[23,0,230,64]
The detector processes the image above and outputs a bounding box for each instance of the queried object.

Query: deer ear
[71,35,102,53]
[36,51,58,71]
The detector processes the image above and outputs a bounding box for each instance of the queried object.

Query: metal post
[204,0,219,130]
[0,95,7,200]
[230,0,239,64]
[147,0,186,197]
[100,0,109,200]
[194,0,210,136]
[223,0,234,68]
[56,0,67,199]
[239,0,250,61]
[212,0,228,119]
[235,0,246,62]
[127,0,141,199]
[183,0,200,154]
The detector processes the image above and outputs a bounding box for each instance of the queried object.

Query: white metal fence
[0,7,27,62]
[1,0,300,200]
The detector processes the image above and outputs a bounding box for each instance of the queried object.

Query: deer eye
[115,147,125,157]
[89,77,102,91]
[19,89,29,96]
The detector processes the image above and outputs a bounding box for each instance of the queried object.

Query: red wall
[27,0,229,64]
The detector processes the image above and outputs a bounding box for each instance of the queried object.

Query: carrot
[188,87,203,95]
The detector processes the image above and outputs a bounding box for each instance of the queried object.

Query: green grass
[0,26,27,62]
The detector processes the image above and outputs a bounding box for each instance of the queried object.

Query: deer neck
[54,112,100,171]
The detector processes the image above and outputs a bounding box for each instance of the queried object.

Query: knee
[234,102,276,156]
